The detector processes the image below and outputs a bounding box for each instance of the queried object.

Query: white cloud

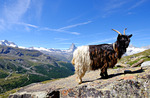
[0,0,44,31]
[104,1,127,11]
[88,37,116,45]
[101,0,147,17]
[101,0,127,17]
[54,38,69,42]
[42,27,80,35]
[31,0,43,20]
[41,21,92,35]
[3,0,31,23]
[128,0,146,10]
[17,22,38,28]
[59,21,92,30]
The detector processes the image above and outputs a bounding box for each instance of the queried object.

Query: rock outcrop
[9,67,150,98]
[141,61,150,68]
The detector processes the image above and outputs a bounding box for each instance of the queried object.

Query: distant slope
[37,43,77,62]
[124,45,146,56]
[0,40,18,48]
[1,40,150,61]
[0,45,74,94]
[120,48,150,66]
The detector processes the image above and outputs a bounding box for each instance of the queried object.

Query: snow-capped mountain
[0,40,18,47]
[28,47,50,52]
[124,45,147,56]
[0,40,149,57]
[27,43,77,54]
[62,43,77,53]
[142,45,150,49]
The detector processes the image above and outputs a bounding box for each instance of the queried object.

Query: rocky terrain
[7,48,150,98]
[0,40,150,97]
[9,66,150,98]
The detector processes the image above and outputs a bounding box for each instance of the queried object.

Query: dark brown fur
[89,34,132,78]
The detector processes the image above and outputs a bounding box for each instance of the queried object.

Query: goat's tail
[71,57,75,65]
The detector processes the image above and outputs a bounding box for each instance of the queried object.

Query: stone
[131,59,144,67]
[146,55,150,58]
[9,67,150,98]
[141,61,150,68]
[115,63,128,67]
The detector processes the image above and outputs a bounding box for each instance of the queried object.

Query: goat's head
[112,28,132,55]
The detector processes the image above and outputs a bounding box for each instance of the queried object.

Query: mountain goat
[72,28,132,84]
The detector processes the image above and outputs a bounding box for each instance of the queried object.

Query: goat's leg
[104,68,109,78]
[100,70,104,78]
[100,64,109,79]
[76,75,82,84]
[76,72,86,84]
[75,66,86,84]
[100,68,106,79]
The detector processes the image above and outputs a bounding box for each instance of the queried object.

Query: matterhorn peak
[69,43,77,51]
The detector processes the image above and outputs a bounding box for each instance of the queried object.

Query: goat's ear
[117,34,122,40]
[128,34,132,38]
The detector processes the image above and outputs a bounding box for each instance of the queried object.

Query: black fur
[89,34,132,79]
[116,34,132,59]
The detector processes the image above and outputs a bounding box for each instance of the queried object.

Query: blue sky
[0,0,150,49]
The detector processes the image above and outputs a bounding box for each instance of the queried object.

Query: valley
[0,40,150,95]
[0,45,74,94]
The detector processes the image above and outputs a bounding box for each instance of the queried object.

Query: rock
[124,70,132,74]
[9,91,47,98]
[9,67,150,98]
[146,55,150,58]
[141,61,150,68]
[131,59,144,67]
[115,63,128,67]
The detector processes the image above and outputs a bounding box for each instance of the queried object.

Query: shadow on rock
[82,68,144,83]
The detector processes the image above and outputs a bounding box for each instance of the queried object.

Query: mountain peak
[69,43,77,51]
[0,40,18,47]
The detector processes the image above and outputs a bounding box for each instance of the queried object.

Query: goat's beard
[118,48,127,59]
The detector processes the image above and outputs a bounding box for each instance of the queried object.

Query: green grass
[0,74,28,93]
[0,45,75,94]
[0,70,9,79]
[0,88,20,98]
[119,49,150,66]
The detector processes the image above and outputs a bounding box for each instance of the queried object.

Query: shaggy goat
[72,28,132,84]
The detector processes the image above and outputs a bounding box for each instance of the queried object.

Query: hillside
[0,40,77,62]
[119,48,150,66]
[8,66,150,98]
[4,49,150,97]
[0,45,74,94]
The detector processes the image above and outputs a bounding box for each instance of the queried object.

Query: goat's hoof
[76,78,82,84]
[78,82,82,84]
[77,80,82,84]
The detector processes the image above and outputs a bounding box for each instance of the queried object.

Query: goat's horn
[124,28,127,35]
[112,29,122,35]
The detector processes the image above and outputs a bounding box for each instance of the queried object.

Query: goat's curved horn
[124,28,127,35]
[112,29,122,35]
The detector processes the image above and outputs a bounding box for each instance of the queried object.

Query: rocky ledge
[9,66,150,98]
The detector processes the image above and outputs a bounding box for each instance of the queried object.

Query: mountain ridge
[8,48,150,97]
[0,44,74,94]
[0,40,149,57]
